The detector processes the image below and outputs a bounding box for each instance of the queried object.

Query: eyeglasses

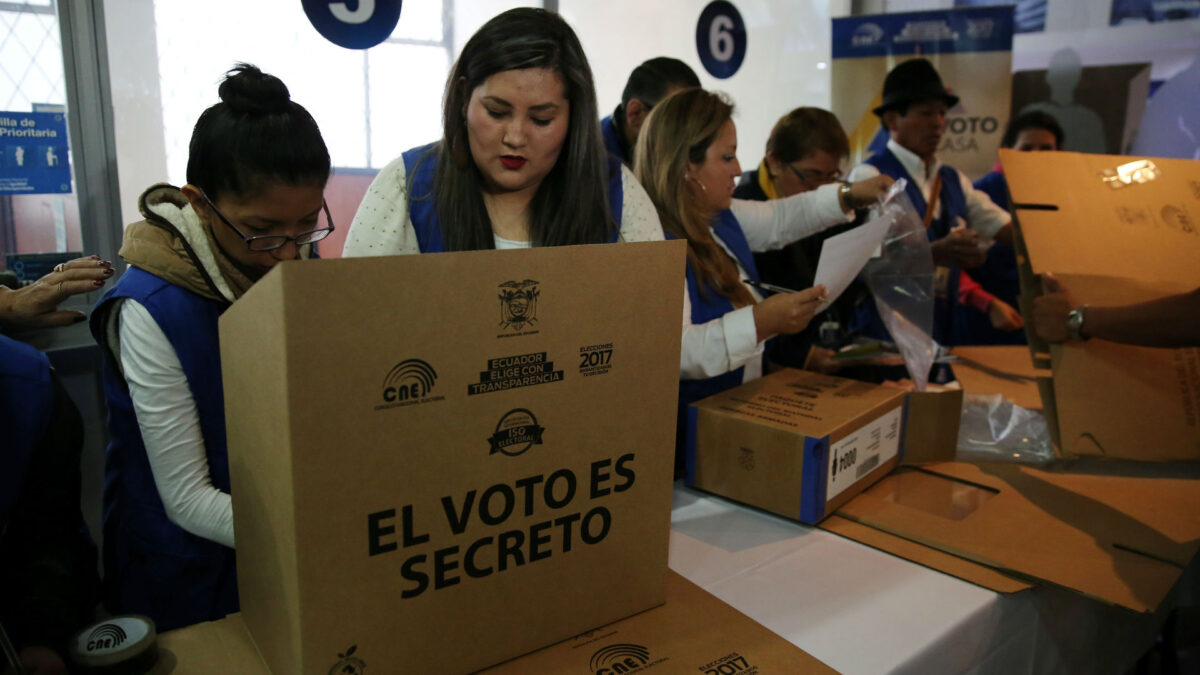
[200,190,335,252]
[785,164,843,186]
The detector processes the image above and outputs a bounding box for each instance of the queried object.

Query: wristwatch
[1066,305,1089,341]
[838,182,853,212]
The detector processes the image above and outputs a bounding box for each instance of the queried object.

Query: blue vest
[0,335,53,530]
[90,267,237,632]
[600,115,632,166]
[860,148,967,345]
[401,142,625,252]
[676,210,766,479]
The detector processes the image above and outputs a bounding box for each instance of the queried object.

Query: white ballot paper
[812,213,893,312]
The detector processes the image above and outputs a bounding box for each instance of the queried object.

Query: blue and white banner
[832,7,1014,181]
[0,111,70,194]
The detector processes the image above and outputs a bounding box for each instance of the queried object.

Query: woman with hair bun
[344,7,662,255]
[90,63,331,630]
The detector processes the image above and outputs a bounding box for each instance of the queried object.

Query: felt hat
[872,58,959,117]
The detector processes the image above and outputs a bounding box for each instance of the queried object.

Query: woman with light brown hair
[633,89,891,468]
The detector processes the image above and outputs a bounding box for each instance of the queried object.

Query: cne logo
[590,643,651,674]
[86,623,127,652]
[852,22,884,46]
[375,359,444,411]
[498,279,540,333]
[328,644,365,675]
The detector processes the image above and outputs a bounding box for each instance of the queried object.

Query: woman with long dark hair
[344,7,662,254]
[90,64,332,631]
[634,89,890,465]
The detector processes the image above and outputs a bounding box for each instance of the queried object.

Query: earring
[687,175,707,193]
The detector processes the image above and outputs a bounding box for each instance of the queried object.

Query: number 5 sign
[303,0,403,49]
[696,1,747,79]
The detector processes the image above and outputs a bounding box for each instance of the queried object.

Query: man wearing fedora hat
[848,58,1014,346]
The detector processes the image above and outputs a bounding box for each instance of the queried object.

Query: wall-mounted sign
[696,1,747,80]
[0,111,70,195]
[302,0,403,50]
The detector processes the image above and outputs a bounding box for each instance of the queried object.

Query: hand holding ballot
[753,284,828,342]
[845,174,896,211]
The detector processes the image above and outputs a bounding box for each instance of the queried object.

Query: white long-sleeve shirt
[847,139,1009,239]
[679,184,853,381]
[112,297,235,548]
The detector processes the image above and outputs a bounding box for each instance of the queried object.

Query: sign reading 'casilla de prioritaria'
[0,112,70,194]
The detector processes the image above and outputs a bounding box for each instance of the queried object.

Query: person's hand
[0,255,112,329]
[753,285,827,341]
[805,346,841,374]
[931,227,987,268]
[846,175,895,209]
[1032,273,1079,343]
[18,645,67,674]
[988,298,1024,331]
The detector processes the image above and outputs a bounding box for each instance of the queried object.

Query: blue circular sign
[696,1,747,80]
[302,0,403,50]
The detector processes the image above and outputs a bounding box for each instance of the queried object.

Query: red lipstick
[500,156,527,170]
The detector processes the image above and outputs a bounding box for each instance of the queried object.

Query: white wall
[103,0,168,228]
[561,1,845,172]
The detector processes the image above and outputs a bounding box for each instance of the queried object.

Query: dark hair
[186,63,330,201]
[621,57,700,108]
[1001,110,1064,149]
[432,8,614,251]
[765,107,849,163]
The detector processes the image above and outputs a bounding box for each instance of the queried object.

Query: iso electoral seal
[488,408,545,457]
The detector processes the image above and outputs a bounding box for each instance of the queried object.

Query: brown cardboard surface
[951,346,1049,411]
[1001,149,1200,461]
[1002,150,1200,284]
[901,389,963,464]
[835,461,1200,613]
[220,242,685,674]
[154,572,836,674]
[689,370,906,523]
[481,571,837,674]
[819,514,1032,594]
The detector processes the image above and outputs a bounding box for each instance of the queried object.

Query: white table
[668,485,1178,674]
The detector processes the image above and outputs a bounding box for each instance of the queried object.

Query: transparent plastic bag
[862,179,938,391]
[956,393,1055,463]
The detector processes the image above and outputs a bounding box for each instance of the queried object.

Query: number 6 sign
[696,1,747,79]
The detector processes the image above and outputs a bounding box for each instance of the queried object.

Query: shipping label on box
[686,370,906,524]
[219,241,685,674]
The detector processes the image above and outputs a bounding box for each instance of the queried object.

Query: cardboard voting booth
[154,572,838,674]
[685,370,908,524]
[219,241,685,674]
[1002,149,1200,461]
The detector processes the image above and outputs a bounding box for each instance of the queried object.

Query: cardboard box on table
[219,241,685,674]
[684,370,912,524]
[154,572,838,674]
[1001,148,1200,460]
